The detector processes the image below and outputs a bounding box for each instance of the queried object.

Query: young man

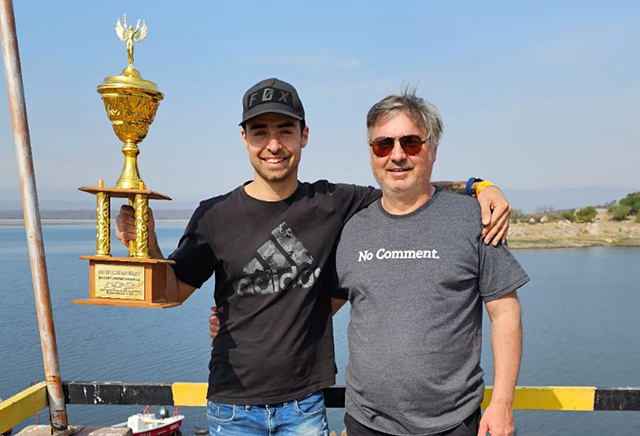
[332,91,529,436]
[117,78,511,436]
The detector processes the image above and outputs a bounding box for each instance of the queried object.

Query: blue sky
[1,0,639,207]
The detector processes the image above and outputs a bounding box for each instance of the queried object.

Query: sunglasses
[369,135,428,157]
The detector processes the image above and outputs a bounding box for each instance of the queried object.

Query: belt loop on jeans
[244,405,251,411]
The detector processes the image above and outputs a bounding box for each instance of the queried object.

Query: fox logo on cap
[240,78,305,124]
[248,87,292,108]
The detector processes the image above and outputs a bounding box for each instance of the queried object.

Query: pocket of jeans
[207,401,236,423]
[293,392,326,416]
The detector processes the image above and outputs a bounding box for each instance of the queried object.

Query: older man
[121,78,511,436]
[332,91,529,436]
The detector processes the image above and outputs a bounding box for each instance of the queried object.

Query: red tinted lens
[370,137,395,157]
[398,135,425,155]
[371,135,425,157]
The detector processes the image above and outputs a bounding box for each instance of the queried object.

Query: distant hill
[0,187,203,211]
[1,185,637,216]
[0,209,193,220]
[503,186,636,214]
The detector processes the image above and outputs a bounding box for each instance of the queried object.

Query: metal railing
[2,381,640,433]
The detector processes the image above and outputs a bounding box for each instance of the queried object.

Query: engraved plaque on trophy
[74,15,178,308]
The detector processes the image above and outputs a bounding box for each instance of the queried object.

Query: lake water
[2,222,640,435]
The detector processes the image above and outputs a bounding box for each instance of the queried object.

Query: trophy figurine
[75,15,178,308]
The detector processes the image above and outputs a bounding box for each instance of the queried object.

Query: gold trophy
[75,15,178,308]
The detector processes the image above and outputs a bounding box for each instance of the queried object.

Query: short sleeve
[478,242,530,302]
[168,204,217,288]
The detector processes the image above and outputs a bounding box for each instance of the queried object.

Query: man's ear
[241,128,249,151]
[301,126,309,149]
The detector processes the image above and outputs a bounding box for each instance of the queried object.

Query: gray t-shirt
[334,190,529,435]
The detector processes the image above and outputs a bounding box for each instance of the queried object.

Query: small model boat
[114,406,184,436]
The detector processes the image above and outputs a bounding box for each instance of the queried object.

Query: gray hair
[366,89,443,149]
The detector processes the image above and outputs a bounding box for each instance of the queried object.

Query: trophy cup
[74,15,178,308]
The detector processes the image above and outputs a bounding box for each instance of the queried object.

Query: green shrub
[561,211,575,222]
[609,205,632,221]
[636,214,640,224]
[510,209,526,223]
[620,192,640,214]
[575,206,597,223]
[605,199,617,208]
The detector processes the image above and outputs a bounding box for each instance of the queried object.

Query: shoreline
[4,218,640,250]
[509,237,640,249]
[508,212,640,248]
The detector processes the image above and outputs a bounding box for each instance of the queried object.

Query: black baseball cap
[240,78,305,125]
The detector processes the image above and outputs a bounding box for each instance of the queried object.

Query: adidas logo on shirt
[233,222,321,297]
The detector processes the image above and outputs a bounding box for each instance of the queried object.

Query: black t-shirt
[169,180,379,404]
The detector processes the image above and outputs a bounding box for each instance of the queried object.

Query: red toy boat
[114,407,184,436]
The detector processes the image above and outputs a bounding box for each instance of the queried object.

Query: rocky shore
[509,210,640,249]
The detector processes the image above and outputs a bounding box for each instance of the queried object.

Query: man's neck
[244,176,299,201]
[381,185,436,215]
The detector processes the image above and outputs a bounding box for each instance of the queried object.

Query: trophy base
[75,255,180,309]
[73,299,181,309]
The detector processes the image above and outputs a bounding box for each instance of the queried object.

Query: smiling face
[241,112,308,196]
[369,110,437,205]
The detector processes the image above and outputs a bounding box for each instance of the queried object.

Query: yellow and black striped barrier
[0,383,47,432]
[60,382,640,412]
[2,382,640,433]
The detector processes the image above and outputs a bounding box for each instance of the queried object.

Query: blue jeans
[207,391,330,436]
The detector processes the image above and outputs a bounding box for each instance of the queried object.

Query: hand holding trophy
[75,15,178,308]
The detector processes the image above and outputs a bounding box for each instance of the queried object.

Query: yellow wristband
[475,181,493,197]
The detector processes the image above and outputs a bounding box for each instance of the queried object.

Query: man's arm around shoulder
[479,290,521,436]
[433,180,511,245]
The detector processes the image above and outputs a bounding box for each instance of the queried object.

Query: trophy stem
[116,140,143,189]
[128,196,136,257]
[96,191,111,256]
[134,193,150,259]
